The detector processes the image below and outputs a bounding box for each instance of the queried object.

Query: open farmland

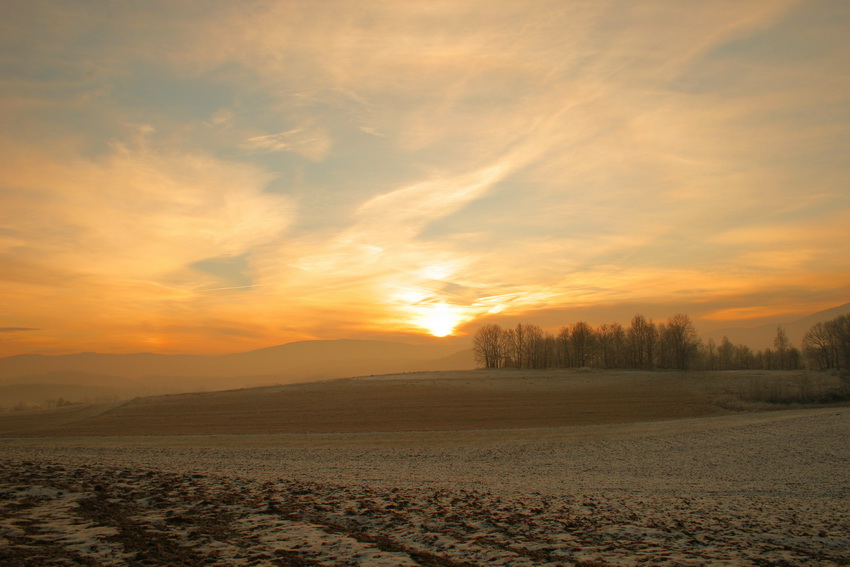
[1,369,848,566]
[0,369,752,437]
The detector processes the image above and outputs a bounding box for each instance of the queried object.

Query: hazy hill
[0,382,120,408]
[706,302,850,350]
[0,369,740,437]
[0,340,475,407]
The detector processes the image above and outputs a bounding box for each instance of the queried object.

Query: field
[1,369,848,566]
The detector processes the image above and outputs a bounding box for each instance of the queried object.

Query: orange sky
[2,1,849,356]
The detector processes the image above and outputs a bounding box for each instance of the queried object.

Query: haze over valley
[2,302,848,411]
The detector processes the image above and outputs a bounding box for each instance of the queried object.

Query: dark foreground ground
[2,405,849,566]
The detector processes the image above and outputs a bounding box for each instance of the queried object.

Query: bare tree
[704,338,719,370]
[472,310,837,374]
[511,324,528,368]
[718,336,735,370]
[502,327,516,368]
[473,323,559,370]
[803,321,833,369]
[661,314,701,370]
[542,332,557,368]
[556,326,570,367]
[787,346,802,370]
[826,315,850,372]
[473,324,504,368]
[523,323,546,368]
[774,326,790,370]
[597,323,626,368]
[836,315,850,383]
[570,321,596,368]
[804,314,850,373]
[627,314,657,369]
[734,343,754,369]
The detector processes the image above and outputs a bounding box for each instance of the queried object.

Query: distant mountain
[428,349,475,370]
[0,382,119,409]
[0,339,475,404]
[706,302,850,350]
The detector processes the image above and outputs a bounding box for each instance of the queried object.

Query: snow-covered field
[2,407,849,566]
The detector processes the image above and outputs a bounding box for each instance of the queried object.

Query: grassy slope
[0,368,754,437]
[2,368,845,439]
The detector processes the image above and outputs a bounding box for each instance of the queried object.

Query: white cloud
[4,0,850,351]
[0,139,292,281]
[243,121,332,161]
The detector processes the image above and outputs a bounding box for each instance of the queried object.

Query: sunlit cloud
[354,155,523,238]
[1,0,848,354]
[243,122,332,161]
[703,306,807,322]
[1,140,291,277]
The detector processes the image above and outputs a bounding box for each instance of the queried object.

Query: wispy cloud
[355,156,519,236]
[243,122,332,161]
[0,134,293,353]
[1,139,291,274]
[1,0,848,353]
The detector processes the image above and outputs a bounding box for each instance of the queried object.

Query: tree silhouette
[569,321,595,368]
[473,324,504,368]
[470,310,847,373]
[660,314,701,370]
[774,326,790,370]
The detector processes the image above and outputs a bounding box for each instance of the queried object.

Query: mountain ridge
[0,339,475,406]
[705,302,850,350]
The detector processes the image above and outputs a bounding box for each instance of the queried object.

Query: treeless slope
[0,401,124,436]
[0,340,473,382]
[0,369,737,437]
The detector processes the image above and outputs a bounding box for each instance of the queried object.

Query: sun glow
[414,302,464,337]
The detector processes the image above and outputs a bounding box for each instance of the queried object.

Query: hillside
[0,369,756,438]
[0,340,474,407]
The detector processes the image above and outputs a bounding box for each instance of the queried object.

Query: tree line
[473,312,849,372]
[802,314,850,372]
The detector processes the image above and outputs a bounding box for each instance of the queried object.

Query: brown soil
[0,369,756,437]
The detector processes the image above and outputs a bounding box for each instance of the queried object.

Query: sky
[1,0,849,356]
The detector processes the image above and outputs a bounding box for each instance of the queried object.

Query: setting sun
[0,0,848,358]
[414,302,465,337]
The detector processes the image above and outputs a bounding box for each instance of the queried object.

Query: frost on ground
[1,408,849,566]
